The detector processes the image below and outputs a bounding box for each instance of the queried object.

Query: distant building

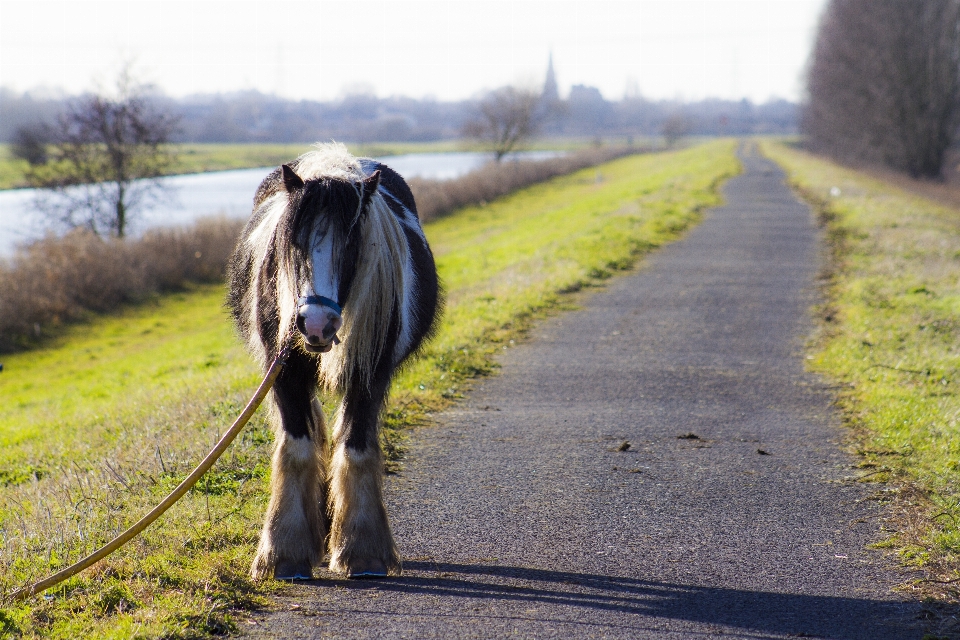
[538,53,564,133]
[541,52,560,105]
[567,84,611,135]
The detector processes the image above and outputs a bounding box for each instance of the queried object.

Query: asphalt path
[245,144,923,639]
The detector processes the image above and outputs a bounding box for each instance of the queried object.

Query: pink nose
[299,306,342,344]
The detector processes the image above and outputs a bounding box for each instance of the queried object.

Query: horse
[227,143,440,579]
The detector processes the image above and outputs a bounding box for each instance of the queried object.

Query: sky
[0,0,828,103]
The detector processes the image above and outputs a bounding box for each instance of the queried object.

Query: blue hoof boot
[347,570,387,579]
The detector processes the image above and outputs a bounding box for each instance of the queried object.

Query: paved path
[247,144,923,639]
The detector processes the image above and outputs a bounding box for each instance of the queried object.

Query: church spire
[542,52,559,104]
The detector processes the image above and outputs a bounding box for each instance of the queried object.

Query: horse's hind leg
[328,375,401,577]
[251,355,328,580]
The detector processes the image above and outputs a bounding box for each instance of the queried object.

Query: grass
[760,139,960,601]
[0,145,30,191]
[0,140,739,638]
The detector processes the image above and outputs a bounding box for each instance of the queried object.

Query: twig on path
[103,461,132,492]
[917,577,960,585]
[853,468,891,481]
[865,363,929,375]
[932,512,959,526]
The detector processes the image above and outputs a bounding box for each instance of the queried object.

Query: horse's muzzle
[297,303,342,354]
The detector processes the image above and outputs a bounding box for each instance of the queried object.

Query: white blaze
[306,227,339,304]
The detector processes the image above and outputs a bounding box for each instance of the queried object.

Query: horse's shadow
[295,561,922,639]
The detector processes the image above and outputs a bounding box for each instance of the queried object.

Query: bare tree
[661,112,692,148]
[26,67,180,237]
[804,0,960,178]
[464,86,541,162]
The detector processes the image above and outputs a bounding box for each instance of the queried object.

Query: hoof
[275,560,314,581]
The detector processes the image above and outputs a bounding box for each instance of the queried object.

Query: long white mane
[297,144,409,391]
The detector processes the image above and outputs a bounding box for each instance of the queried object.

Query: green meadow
[0,140,738,638]
[0,140,620,190]
[762,140,960,597]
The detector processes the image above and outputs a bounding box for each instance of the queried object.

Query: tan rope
[9,347,289,602]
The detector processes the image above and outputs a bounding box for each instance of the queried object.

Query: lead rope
[8,346,291,602]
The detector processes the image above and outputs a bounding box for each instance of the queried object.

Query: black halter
[298,295,342,315]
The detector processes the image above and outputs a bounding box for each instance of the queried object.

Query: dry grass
[0,148,640,354]
[788,140,960,213]
[0,217,245,352]
[855,153,960,212]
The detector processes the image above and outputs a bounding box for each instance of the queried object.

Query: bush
[0,217,245,351]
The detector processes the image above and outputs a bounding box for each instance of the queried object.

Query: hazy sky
[1,0,827,103]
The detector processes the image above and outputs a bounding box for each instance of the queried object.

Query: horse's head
[280,164,381,354]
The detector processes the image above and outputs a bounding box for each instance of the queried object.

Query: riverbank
[0,142,441,190]
[0,149,567,256]
[0,146,635,351]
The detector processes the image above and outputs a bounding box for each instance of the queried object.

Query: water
[0,150,561,256]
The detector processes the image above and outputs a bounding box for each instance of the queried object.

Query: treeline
[0,146,637,352]
[804,0,960,178]
[0,87,797,145]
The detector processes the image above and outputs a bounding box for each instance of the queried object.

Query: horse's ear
[358,170,381,212]
[281,164,304,192]
[363,170,381,196]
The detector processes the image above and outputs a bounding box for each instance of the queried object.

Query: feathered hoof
[274,559,315,581]
[250,552,272,581]
[251,551,316,581]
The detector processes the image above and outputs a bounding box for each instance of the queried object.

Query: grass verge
[0,140,739,638]
[760,140,960,605]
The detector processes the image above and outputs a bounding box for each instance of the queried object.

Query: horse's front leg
[327,372,400,577]
[251,354,328,580]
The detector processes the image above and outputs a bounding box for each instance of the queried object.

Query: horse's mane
[287,144,409,392]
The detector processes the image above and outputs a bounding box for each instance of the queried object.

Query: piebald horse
[228,144,440,579]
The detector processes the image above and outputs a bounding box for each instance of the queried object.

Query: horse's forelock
[260,178,365,333]
[285,178,364,274]
[318,189,407,391]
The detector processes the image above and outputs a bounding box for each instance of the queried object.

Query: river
[0,150,560,256]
